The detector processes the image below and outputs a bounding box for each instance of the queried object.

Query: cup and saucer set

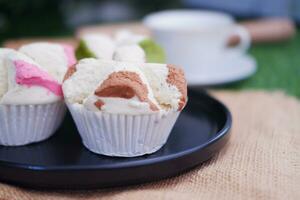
[144,10,257,86]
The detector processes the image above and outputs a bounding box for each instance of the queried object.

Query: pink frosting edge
[14,60,63,97]
[61,44,76,67]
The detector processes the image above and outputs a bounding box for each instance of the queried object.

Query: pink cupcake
[0,43,76,146]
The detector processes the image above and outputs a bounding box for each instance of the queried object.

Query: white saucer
[186,54,257,86]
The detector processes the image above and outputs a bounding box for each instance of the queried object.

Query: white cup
[143,10,251,76]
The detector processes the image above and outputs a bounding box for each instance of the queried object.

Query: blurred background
[0,0,299,41]
[0,0,299,97]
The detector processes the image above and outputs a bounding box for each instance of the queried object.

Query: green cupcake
[76,31,166,63]
[75,34,115,60]
[138,39,166,63]
[75,39,96,60]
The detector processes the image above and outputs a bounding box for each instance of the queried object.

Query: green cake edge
[75,39,96,60]
[139,39,166,63]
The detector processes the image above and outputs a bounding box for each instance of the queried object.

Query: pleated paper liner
[68,103,180,157]
[0,101,66,146]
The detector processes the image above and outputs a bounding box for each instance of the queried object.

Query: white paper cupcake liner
[0,101,66,146]
[68,104,180,157]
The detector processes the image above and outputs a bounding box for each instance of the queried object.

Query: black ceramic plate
[0,90,231,189]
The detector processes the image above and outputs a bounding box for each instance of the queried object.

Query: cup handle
[227,25,251,53]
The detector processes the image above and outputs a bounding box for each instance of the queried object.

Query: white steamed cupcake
[63,58,187,157]
[0,42,76,146]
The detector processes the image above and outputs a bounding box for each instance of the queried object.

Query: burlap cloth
[0,90,298,200]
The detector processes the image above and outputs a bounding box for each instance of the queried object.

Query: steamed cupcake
[0,43,75,146]
[75,34,115,60]
[115,30,166,63]
[63,58,187,157]
[76,30,166,63]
